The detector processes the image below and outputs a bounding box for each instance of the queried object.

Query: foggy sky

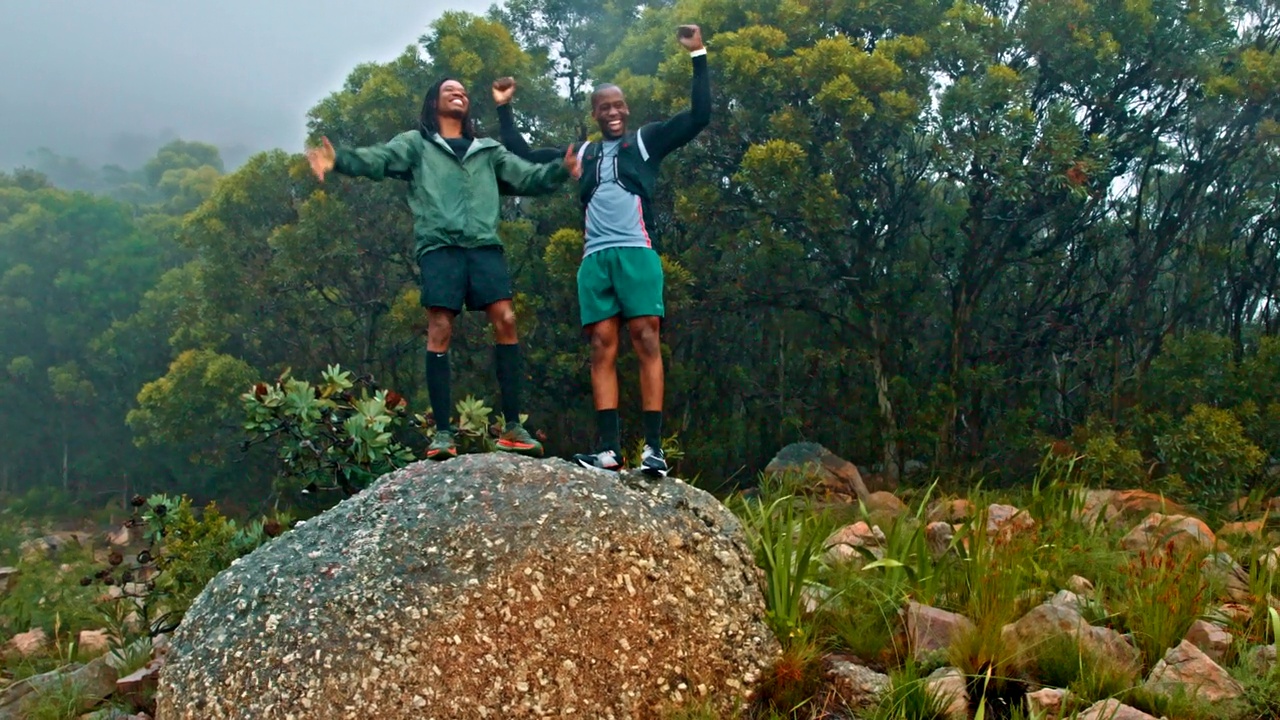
[0,0,491,171]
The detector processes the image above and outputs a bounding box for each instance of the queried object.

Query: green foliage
[1069,417,1149,490]
[414,394,506,454]
[243,365,416,496]
[815,566,902,665]
[73,492,290,635]
[0,546,101,637]
[872,662,955,720]
[735,491,833,647]
[21,674,92,720]
[1154,404,1267,504]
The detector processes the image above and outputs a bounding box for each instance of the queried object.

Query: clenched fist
[492,77,516,106]
[676,24,704,52]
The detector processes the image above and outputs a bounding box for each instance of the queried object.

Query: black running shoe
[640,445,668,477]
[573,449,622,472]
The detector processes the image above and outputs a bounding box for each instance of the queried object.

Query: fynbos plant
[242,365,415,496]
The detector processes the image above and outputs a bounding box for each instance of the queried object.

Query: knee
[589,330,618,360]
[632,322,662,358]
[428,316,453,349]
[493,306,517,334]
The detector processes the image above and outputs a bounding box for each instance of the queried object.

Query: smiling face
[591,85,629,139]
[437,80,470,118]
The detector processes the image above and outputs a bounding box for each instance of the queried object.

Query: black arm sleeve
[639,52,711,162]
[496,104,565,164]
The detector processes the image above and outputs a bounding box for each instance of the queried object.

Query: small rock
[0,567,17,596]
[866,491,907,519]
[1066,575,1095,596]
[1242,644,1276,675]
[1026,687,1068,720]
[1078,699,1158,720]
[925,667,968,720]
[1111,490,1186,523]
[1048,590,1083,610]
[117,660,163,710]
[928,499,973,523]
[1144,639,1243,702]
[1218,519,1265,538]
[1184,619,1232,664]
[824,521,886,564]
[77,629,112,656]
[1261,546,1280,574]
[925,522,955,557]
[1002,602,1140,675]
[1201,552,1252,604]
[1120,513,1215,554]
[764,442,870,501]
[0,653,118,718]
[105,525,131,547]
[825,658,890,713]
[1227,496,1251,516]
[986,504,1035,538]
[905,602,975,663]
[7,628,48,657]
[1213,602,1254,625]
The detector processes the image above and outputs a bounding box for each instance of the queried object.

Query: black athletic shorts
[417,245,513,312]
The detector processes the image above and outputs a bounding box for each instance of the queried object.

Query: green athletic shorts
[418,245,512,312]
[576,246,665,327]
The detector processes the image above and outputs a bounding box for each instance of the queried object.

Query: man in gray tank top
[494,24,710,477]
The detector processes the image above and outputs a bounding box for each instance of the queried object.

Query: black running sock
[494,343,522,426]
[426,351,452,432]
[597,409,620,454]
[643,411,663,451]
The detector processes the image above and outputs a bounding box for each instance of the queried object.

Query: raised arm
[306,131,418,182]
[639,25,711,162]
[493,78,568,164]
[493,144,578,197]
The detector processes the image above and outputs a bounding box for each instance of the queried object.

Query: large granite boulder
[156,454,779,719]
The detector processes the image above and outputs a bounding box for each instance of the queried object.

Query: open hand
[306,137,336,181]
[677,24,703,52]
[493,77,516,106]
[563,143,581,180]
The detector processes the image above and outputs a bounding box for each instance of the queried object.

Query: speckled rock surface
[155,454,779,719]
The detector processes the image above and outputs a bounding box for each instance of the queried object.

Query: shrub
[82,492,290,633]
[1154,404,1266,503]
[1069,415,1148,489]
[241,364,416,497]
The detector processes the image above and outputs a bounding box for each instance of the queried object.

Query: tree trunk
[870,315,901,483]
[938,295,971,467]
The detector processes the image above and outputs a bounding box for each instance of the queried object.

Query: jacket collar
[427,133,499,161]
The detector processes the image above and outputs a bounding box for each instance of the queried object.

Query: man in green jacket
[491,25,710,477]
[306,77,579,461]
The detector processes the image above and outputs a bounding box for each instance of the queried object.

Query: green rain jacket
[333,130,569,259]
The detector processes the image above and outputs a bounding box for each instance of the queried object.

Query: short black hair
[419,77,475,139]
[591,83,623,109]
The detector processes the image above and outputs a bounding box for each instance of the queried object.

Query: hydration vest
[576,129,664,248]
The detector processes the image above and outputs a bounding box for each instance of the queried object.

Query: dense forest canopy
[2,0,1278,515]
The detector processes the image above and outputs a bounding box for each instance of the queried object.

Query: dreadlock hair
[419,77,476,140]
